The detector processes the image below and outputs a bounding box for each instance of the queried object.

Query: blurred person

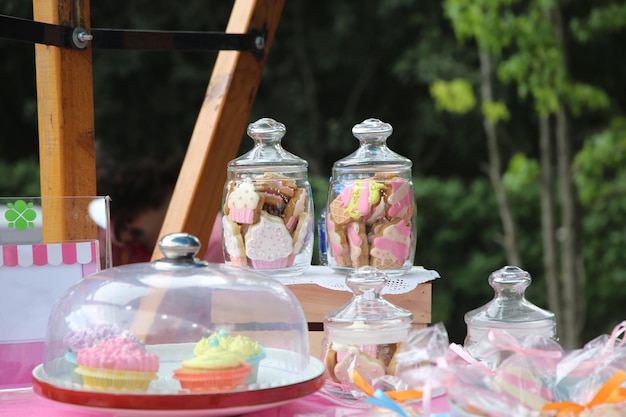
[97,152,223,266]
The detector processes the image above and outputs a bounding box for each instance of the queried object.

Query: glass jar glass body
[221,118,314,276]
[325,119,417,277]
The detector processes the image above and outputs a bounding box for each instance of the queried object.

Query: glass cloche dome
[34,233,321,409]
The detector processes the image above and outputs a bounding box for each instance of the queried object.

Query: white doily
[276,266,440,294]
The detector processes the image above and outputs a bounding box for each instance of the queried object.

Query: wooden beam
[152,0,285,260]
[33,0,97,243]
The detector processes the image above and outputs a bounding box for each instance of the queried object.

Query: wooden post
[33,0,97,243]
[152,0,285,260]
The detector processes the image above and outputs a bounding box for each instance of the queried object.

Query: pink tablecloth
[0,388,451,417]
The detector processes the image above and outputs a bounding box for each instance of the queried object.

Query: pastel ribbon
[542,370,626,416]
[352,369,423,401]
[604,320,626,350]
[351,369,425,416]
[448,342,495,375]
[485,329,563,360]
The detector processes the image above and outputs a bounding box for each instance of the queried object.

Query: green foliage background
[1,0,625,345]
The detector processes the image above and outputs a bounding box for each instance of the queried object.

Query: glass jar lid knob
[346,266,388,299]
[352,118,393,140]
[488,265,531,296]
[247,117,286,143]
[153,233,209,269]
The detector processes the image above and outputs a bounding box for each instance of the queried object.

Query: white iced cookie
[244,211,293,269]
[222,215,247,267]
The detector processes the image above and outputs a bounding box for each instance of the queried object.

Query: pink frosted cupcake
[244,211,293,269]
[63,324,123,383]
[75,337,159,392]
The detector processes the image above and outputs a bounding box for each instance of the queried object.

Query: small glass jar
[321,267,413,393]
[222,118,314,276]
[326,118,417,276]
[464,265,557,362]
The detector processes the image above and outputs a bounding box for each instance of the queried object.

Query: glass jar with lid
[464,265,557,363]
[33,233,324,411]
[222,118,314,276]
[321,267,413,394]
[326,118,417,277]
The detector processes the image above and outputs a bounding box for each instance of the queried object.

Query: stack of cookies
[327,174,415,270]
[222,173,312,270]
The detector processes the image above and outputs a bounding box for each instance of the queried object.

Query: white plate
[32,347,326,417]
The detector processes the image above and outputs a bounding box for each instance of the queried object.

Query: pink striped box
[0,241,99,389]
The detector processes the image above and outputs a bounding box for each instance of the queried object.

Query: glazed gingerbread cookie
[225,178,265,224]
[289,212,311,266]
[327,219,351,267]
[284,188,308,232]
[244,211,293,270]
[365,199,387,226]
[346,221,369,268]
[386,177,414,220]
[222,215,247,267]
[369,218,412,270]
[323,348,340,382]
[329,178,385,224]
[256,173,297,216]
[333,346,386,383]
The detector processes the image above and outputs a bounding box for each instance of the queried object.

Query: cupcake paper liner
[75,366,156,392]
[245,347,267,385]
[173,363,251,393]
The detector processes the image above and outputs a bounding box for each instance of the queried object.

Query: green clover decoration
[4,200,38,231]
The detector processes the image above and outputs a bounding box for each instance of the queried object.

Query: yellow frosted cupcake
[174,338,251,392]
[194,330,266,384]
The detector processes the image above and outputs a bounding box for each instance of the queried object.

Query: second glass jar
[221,118,314,276]
[326,118,417,276]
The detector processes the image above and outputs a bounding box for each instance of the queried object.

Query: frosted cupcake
[174,338,251,392]
[63,324,130,383]
[195,330,266,384]
[75,337,159,392]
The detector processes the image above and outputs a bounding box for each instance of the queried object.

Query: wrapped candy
[543,321,626,415]
[339,321,626,417]
[448,329,563,416]
[394,323,456,415]
[445,322,626,417]
[448,364,532,417]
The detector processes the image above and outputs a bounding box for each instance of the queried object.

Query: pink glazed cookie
[386,177,414,220]
[369,218,412,270]
[331,179,386,224]
[346,221,369,268]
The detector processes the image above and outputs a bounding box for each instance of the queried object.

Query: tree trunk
[556,104,585,349]
[478,49,522,266]
[553,4,585,349]
[538,114,562,336]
